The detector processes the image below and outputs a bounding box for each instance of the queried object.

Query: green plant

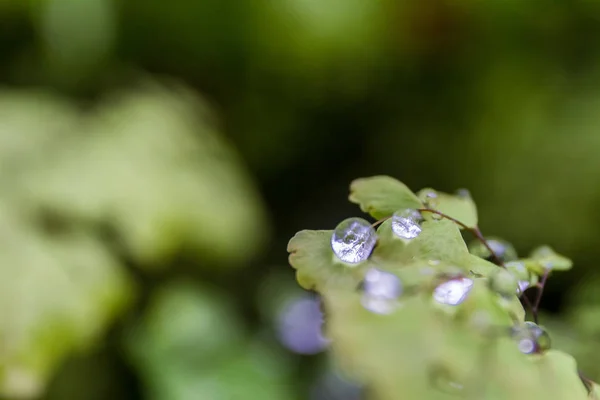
[287,175,599,400]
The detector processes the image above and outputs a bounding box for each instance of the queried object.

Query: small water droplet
[455,188,472,199]
[433,277,474,305]
[331,218,377,264]
[361,268,402,314]
[420,189,439,208]
[511,322,551,354]
[391,209,423,239]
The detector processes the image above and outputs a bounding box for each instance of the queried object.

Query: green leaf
[373,219,470,267]
[529,245,573,271]
[20,82,268,268]
[322,287,586,400]
[0,205,134,398]
[417,188,478,229]
[287,230,369,292]
[348,176,421,220]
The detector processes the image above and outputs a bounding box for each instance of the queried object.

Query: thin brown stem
[520,292,534,317]
[532,269,550,325]
[371,216,391,228]
[579,369,597,397]
[418,208,505,268]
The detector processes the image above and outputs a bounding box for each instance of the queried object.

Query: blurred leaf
[126,281,292,400]
[529,245,573,271]
[0,205,134,398]
[20,82,268,268]
[322,288,586,400]
[348,176,422,220]
[417,188,478,229]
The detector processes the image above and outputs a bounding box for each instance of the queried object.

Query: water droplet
[391,209,423,240]
[419,189,439,208]
[361,268,402,314]
[489,269,518,297]
[331,218,377,264]
[455,188,472,199]
[517,280,530,294]
[511,322,551,354]
[433,277,474,306]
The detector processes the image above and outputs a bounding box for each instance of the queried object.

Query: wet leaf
[373,219,470,267]
[348,176,421,220]
[322,288,586,400]
[417,188,478,229]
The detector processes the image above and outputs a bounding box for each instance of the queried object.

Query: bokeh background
[1,0,600,399]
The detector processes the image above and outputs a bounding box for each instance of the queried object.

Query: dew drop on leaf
[391,208,423,240]
[331,218,377,264]
[360,268,402,315]
[455,188,472,199]
[511,321,551,354]
[433,277,474,306]
[419,189,439,208]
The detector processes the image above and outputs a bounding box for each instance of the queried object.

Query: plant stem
[532,269,550,325]
[417,208,505,268]
[371,216,391,228]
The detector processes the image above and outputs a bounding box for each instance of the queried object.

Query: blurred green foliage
[0,0,599,398]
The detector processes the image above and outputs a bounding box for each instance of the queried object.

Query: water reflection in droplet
[455,188,472,199]
[361,268,402,314]
[391,209,423,240]
[331,218,377,264]
[277,295,330,355]
[511,321,551,354]
[433,278,474,306]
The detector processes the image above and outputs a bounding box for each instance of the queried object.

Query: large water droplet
[391,209,423,240]
[361,268,402,314]
[331,218,377,264]
[433,277,474,306]
[511,322,551,354]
